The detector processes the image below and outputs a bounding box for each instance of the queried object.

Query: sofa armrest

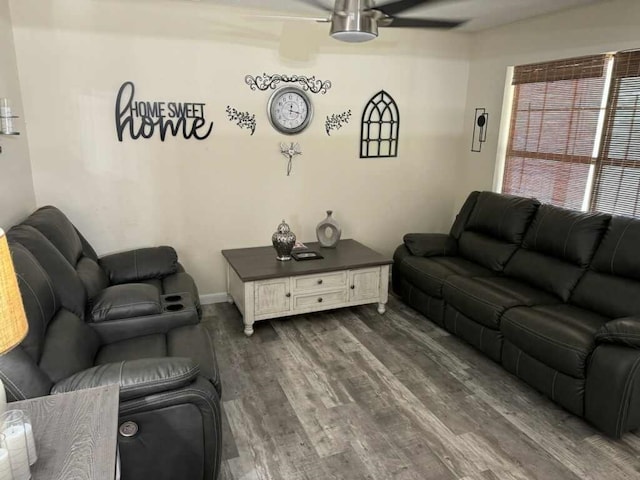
[99,246,178,284]
[403,233,457,257]
[596,317,640,348]
[51,358,199,401]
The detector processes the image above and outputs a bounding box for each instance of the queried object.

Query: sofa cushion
[8,225,86,319]
[95,334,167,364]
[94,325,221,394]
[521,205,609,267]
[394,254,494,298]
[9,243,58,363]
[22,206,84,266]
[571,271,640,319]
[465,191,540,244]
[403,233,457,257]
[590,216,640,280]
[39,309,101,383]
[89,284,162,322]
[458,231,519,272]
[76,256,109,300]
[502,304,607,378]
[443,276,559,329]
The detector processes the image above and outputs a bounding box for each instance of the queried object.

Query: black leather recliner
[2,208,222,480]
[394,191,640,438]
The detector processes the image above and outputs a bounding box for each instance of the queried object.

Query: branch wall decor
[245,74,332,95]
[115,81,213,142]
[226,106,256,135]
[360,90,400,158]
[325,110,352,136]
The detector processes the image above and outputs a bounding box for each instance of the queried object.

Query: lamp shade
[0,228,28,354]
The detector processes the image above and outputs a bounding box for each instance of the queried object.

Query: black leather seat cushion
[95,324,220,393]
[443,276,559,329]
[502,305,607,378]
[394,254,494,298]
[90,284,161,322]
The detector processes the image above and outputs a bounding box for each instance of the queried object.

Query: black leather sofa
[1,207,222,480]
[394,191,640,438]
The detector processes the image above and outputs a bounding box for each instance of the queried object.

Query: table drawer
[293,271,347,292]
[293,289,347,311]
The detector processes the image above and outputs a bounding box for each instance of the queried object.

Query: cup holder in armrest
[164,295,183,302]
[161,293,192,314]
[165,303,184,312]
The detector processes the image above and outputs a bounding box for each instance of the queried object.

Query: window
[502,55,609,210]
[591,51,640,217]
[501,51,640,218]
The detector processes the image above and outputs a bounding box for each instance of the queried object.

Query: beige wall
[0,0,34,229]
[456,0,640,212]
[9,0,471,296]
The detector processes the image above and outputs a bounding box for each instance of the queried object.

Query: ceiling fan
[278,0,467,43]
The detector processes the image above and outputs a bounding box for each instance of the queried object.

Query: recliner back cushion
[521,205,609,267]
[22,206,83,266]
[504,206,610,301]
[464,192,540,243]
[572,216,640,318]
[39,309,100,383]
[8,225,87,320]
[76,257,109,300]
[457,192,540,272]
[9,243,58,362]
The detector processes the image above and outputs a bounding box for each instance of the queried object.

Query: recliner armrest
[51,358,199,401]
[99,246,178,284]
[595,317,640,348]
[403,233,457,257]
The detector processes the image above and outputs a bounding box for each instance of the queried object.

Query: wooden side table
[9,385,119,480]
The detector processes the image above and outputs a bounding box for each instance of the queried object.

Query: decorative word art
[115,81,213,142]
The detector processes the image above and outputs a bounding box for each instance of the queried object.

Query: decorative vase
[272,219,296,261]
[316,210,341,248]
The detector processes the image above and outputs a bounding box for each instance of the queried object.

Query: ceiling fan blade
[384,17,466,28]
[249,14,331,23]
[373,0,441,16]
[294,0,333,11]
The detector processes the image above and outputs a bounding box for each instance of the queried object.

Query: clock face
[268,87,313,134]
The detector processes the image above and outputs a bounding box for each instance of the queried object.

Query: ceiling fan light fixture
[330,11,378,43]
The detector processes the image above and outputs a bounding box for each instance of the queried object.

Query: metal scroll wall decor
[245,73,332,95]
[226,106,256,135]
[360,90,399,158]
[325,110,352,136]
[115,81,213,142]
[471,108,489,152]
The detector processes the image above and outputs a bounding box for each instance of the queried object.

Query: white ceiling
[190,0,608,31]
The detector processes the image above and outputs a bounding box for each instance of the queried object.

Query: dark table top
[222,239,392,282]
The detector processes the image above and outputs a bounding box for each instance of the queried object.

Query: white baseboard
[199,292,229,305]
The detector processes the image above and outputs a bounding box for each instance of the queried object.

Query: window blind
[503,55,608,210]
[591,51,640,217]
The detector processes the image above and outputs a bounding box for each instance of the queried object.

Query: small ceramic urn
[272,219,296,261]
[316,210,341,248]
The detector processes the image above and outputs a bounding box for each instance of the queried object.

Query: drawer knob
[318,297,323,303]
[317,279,323,285]
[350,285,355,289]
[286,293,291,298]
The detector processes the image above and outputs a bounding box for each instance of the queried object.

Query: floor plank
[203,297,640,480]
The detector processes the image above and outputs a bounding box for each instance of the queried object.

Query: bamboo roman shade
[502,55,608,210]
[591,51,640,217]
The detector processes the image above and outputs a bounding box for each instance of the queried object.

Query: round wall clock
[267,87,313,135]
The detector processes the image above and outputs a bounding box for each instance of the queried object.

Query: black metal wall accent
[360,90,399,158]
[325,110,352,136]
[471,108,488,152]
[226,106,256,135]
[245,74,332,94]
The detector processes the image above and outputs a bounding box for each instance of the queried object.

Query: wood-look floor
[202,297,640,480]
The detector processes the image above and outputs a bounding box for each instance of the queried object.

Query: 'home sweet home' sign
[115,81,213,141]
